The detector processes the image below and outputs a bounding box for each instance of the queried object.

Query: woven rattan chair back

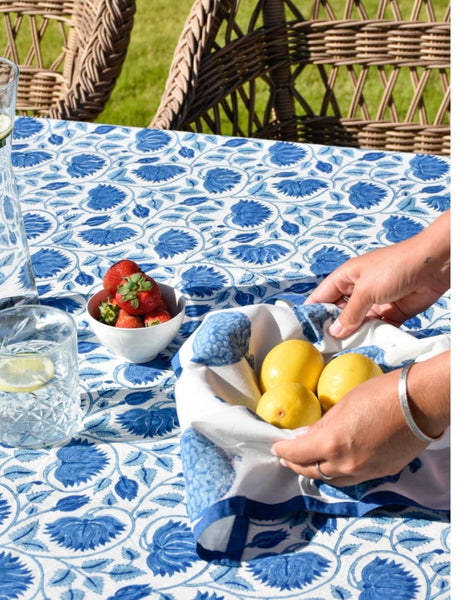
[0,0,135,121]
[151,0,450,154]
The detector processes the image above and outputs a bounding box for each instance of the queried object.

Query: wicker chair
[0,0,135,121]
[151,0,450,155]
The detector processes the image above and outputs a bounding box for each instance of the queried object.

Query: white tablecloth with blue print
[0,116,450,600]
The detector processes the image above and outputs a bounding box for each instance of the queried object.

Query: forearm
[404,350,450,439]
[410,209,450,293]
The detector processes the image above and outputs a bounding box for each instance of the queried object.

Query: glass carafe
[0,57,37,309]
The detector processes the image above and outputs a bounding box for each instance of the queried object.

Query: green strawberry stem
[117,273,153,309]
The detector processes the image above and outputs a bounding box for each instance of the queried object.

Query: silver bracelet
[398,362,444,444]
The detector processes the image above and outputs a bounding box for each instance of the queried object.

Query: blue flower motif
[136,128,171,152]
[79,226,137,246]
[247,529,289,549]
[282,220,299,235]
[410,155,449,180]
[309,246,351,276]
[107,585,153,600]
[87,184,127,210]
[133,204,150,218]
[54,495,91,512]
[23,212,52,239]
[146,520,197,576]
[116,407,178,438]
[269,141,306,165]
[13,116,44,138]
[134,164,186,182]
[12,150,53,168]
[123,357,170,385]
[192,593,225,600]
[348,182,387,208]
[248,552,331,590]
[48,134,64,145]
[67,154,106,177]
[274,178,328,198]
[203,167,242,193]
[55,439,109,486]
[45,515,125,550]
[0,493,11,525]
[191,311,251,366]
[383,215,423,243]
[0,551,33,597]
[360,557,419,600]
[229,243,289,264]
[179,146,195,158]
[293,304,340,343]
[155,228,198,258]
[180,429,235,519]
[422,193,450,212]
[316,160,333,173]
[31,248,70,278]
[115,476,139,500]
[231,200,272,227]
[181,265,228,297]
[75,271,94,286]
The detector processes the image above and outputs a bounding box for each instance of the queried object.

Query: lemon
[317,352,383,411]
[259,339,324,393]
[0,354,55,393]
[256,381,321,429]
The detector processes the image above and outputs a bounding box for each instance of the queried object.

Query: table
[0,117,450,599]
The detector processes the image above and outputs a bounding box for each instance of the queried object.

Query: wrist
[402,352,450,439]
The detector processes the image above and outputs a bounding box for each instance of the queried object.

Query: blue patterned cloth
[0,117,450,599]
[173,301,450,561]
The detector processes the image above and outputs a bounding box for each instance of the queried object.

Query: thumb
[329,293,371,337]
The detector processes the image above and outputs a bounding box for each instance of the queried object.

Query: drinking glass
[0,57,38,309]
[0,305,82,447]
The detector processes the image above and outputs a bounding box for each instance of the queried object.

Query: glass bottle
[0,57,38,309]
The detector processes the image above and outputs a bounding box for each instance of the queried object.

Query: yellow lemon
[0,354,55,393]
[259,339,324,393]
[256,381,321,429]
[317,352,383,411]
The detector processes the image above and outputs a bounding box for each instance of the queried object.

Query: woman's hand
[271,352,449,486]
[306,211,450,337]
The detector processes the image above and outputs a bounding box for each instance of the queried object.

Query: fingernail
[270,446,278,457]
[294,426,309,438]
[279,458,287,468]
[329,318,344,337]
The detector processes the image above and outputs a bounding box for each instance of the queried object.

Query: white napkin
[173,301,450,561]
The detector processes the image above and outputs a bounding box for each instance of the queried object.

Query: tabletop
[0,117,450,600]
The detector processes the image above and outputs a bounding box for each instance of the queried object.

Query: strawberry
[103,260,141,296]
[115,273,161,315]
[144,308,172,326]
[158,296,170,312]
[115,309,144,328]
[98,297,120,325]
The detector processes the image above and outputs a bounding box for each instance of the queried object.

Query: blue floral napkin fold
[172,301,450,561]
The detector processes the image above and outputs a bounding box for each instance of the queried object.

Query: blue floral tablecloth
[0,117,450,600]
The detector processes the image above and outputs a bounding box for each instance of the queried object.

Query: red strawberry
[103,260,141,296]
[115,309,144,328]
[115,273,161,315]
[144,308,172,327]
[98,297,120,325]
[158,296,170,312]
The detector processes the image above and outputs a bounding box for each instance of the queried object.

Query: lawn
[96,0,195,128]
[97,0,449,130]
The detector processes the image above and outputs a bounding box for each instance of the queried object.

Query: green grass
[96,0,449,129]
[96,0,195,127]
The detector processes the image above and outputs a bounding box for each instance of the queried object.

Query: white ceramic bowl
[86,283,186,363]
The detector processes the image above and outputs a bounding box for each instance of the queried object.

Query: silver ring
[315,461,335,481]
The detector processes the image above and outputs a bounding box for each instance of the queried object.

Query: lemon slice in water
[0,354,55,392]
